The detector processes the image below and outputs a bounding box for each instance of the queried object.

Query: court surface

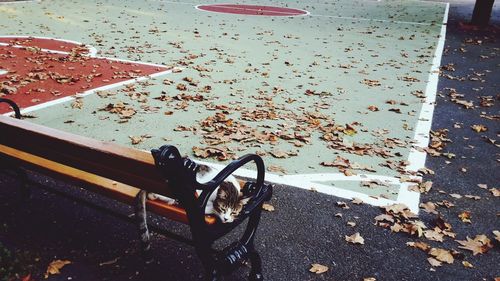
[0,0,449,212]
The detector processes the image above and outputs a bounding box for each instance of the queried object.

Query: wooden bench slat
[0,115,172,197]
[0,143,217,225]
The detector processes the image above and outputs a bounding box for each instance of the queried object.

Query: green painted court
[0,0,449,212]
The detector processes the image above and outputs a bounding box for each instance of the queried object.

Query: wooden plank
[0,144,217,225]
[0,115,172,197]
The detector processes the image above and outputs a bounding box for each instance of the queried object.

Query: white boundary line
[307,14,433,26]
[0,69,6,75]
[396,2,449,212]
[194,3,310,17]
[0,35,97,56]
[0,0,40,4]
[0,35,172,115]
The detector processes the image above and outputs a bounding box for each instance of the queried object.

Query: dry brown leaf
[44,260,71,279]
[427,257,442,267]
[406,241,430,252]
[424,230,445,242]
[129,135,143,145]
[462,261,474,268]
[351,197,363,205]
[270,150,289,158]
[477,183,488,189]
[456,235,493,255]
[490,188,499,197]
[374,214,395,223]
[262,203,275,212]
[363,278,376,281]
[493,230,500,242]
[347,221,356,227]
[336,201,350,209]
[345,232,365,245]
[429,248,454,264]
[309,263,328,274]
[71,98,83,109]
[267,165,286,174]
[471,124,487,132]
[419,202,438,214]
[458,211,472,223]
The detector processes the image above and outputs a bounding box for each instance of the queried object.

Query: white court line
[0,0,40,4]
[308,14,434,26]
[0,69,7,75]
[395,2,449,212]
[0,35,173,115]
[0,35,97,56]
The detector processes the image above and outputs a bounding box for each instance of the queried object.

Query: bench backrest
[0,115,173,197]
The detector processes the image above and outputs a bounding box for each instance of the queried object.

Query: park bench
[0,98,272,281]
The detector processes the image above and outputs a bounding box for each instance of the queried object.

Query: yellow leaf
[309,263,328,274]
[44,260,71,279]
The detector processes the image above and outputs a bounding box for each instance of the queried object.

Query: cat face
[213,181,250,223]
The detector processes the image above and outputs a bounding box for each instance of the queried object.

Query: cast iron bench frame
[0,98,272,281]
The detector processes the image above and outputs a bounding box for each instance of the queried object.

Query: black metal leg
[134,190,153,264]
[248,250,264,281]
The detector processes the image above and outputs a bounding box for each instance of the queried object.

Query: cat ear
[239,197,251,205]
[217,187,228,199]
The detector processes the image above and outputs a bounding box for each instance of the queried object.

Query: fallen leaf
[345,232,365,244]
[71,98,83,109]
[363,278,376,281]
[309,263,328,274]
[428,248,454,264]
[427,257,442,267]
[262,203,275,212]
[471,124,487,132]
[336,201,349,209]
[406,241,430,252]
[424,230,445,242]
[456,235,493,255]
[44,260,71,279]
[462,261,474,268]
[419,202,438,214]
[458,211,472,223]
[493,230,500,242]
[490,188,499,197]
[351,198,363,205]
[129,135,143,145]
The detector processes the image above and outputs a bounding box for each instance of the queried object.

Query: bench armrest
[197,154,266,210]
[0,98,21,119]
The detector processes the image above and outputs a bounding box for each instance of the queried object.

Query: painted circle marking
[196,4,308,17]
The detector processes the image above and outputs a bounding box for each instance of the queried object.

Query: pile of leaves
[374,203,496,268]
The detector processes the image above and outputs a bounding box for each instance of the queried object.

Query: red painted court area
[0,37,90,54]
[0,37,169,114]
[196,4,308,16]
